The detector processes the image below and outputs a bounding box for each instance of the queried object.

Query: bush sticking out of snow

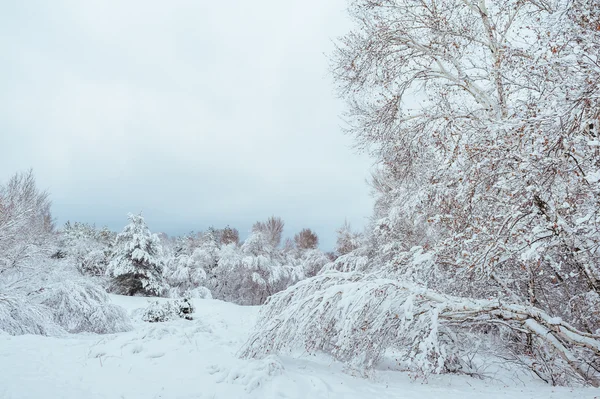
[142,298,195,323]
[33,279,132,334]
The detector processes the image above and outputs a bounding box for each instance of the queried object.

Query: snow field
[0,296,596,398]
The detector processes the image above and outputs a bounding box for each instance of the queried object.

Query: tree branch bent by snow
[241,271,600,386]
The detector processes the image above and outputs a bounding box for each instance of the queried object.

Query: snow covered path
[0,296,596,398]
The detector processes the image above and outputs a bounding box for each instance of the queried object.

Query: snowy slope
[0,296,596,399]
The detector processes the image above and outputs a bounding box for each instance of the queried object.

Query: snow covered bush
[322,247,370,274]
[298,248,330,278]
[33,279,132,334]
[107,213,165,296]
[60,222,114,277]
[142,298,195,322]
[163,249,210,297]
[0,294,63,336]
[0,261,133,337]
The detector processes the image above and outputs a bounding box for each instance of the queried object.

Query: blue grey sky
[0,0,373,250]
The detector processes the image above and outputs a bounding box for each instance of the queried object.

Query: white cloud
[0,0,373,249]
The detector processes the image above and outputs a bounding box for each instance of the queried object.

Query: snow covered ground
[0,296,597,399]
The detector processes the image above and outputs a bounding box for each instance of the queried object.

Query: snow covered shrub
[0,294,63,336]
[79,249,109,276]
[60,222,114,276]
[33,279,132,334]
[322,247,370,273]
[142,301,178,322]
[0,172,132,337]
[0,272,131,336]
[163,250,209,297]
[142,298,195,322]
[242,272,454,372]
[297,248,330,278]
[107,213,165,296]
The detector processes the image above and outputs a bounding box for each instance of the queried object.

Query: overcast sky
[0,0,373,250]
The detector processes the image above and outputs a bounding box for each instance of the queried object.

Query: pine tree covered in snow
[107,213,164,296]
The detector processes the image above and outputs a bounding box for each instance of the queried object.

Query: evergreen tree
[106,213,164,296]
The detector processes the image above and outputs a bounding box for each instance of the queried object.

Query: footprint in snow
[208,356,285,392]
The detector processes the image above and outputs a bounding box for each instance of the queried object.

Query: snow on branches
[208,231,305,306]
[162,219,328,305]
[242,271,600,386]
[0,171,132,337]
[142,298,195,323]
[106,213,165,296]
[288,0,600,386]
[34,279,132,334]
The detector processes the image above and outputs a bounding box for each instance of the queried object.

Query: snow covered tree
[294,228,319,250]
[335,221,361,256]
[244,0,600,386]
[243,270,600,386]
[0,171,132,337]
[206,230,305,305]
[163,246,212,299]
[60,222,115,276]
[106,213,164,296]
[252,216,284,248]
[220,226,240,246]
[0,170,54,273]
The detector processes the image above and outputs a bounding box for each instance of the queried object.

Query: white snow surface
[0,296,596,399]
